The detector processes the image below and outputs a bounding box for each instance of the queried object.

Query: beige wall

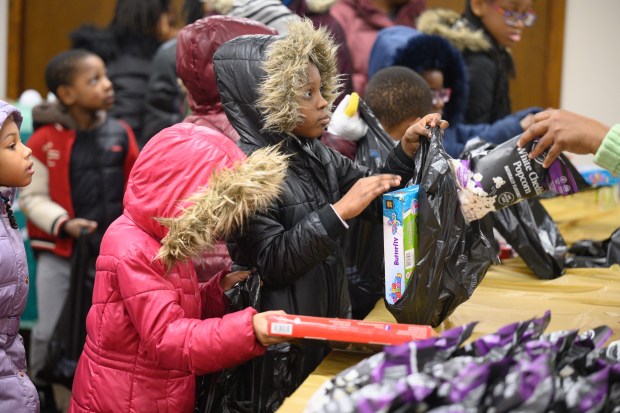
[561,0,620,126]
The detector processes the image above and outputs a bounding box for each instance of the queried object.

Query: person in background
[417,0,535,124]
[67,121,290,413]
[71,0,178,141]
[0,101,39,413]
[368,25,538,157]
[175,16,276,279]
[330,0,427,96]
[213,18,445,409]
[286,0,354,101]
[139,0,299,148]
[19,49,138,412]
[140,0,215,148]
[518,109,620,174]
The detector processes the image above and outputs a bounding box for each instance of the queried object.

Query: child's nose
[318,94,328,110]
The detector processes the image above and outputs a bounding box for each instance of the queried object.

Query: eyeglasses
[490,3,537,27]
[431,88,451,106]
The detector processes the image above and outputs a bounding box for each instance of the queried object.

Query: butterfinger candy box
[382,185,419,305]
[267,314,433,345]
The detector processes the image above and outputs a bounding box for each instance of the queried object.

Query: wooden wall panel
[7,0,184,99]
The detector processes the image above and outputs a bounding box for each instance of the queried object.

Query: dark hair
[109,0,172,37]
[45,49,95,96]
[183,0,204,25]
[365,66,433,130]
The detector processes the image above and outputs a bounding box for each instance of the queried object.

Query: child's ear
[470,0,486,17]
[56,85,76,106]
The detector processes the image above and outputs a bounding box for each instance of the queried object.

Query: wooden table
[278,190,620,412]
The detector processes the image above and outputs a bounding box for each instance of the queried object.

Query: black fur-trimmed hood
[213,18,341,147]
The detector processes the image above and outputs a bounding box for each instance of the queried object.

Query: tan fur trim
[417,9,490,52]
[201,0,233,14]
[306,0,337,14]
[156,145,289,270]
[257,18,341,135]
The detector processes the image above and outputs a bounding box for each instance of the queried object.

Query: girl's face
[293,63,330,139]
[421,69,447,115]
[473,0,534,48]
[0,116,33,187]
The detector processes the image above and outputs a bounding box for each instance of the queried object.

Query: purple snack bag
[451,135,589,221]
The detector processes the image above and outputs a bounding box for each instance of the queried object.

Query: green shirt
[594,124,620,175]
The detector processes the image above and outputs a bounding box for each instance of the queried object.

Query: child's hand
[401,113,449,158]
[333,174,402,221]
[252,310,289,346]
[221,270,250,291]
[64,218,97,238]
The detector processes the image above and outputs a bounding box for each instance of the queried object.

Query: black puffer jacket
[215,30,416,317]
[213,21,417,387]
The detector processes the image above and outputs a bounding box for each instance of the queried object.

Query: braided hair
[1,194,18,229]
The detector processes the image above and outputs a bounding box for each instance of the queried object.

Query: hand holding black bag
[37,230,96,389]
[386,127,499,327]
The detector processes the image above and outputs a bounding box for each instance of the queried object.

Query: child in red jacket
[68,123,289,413]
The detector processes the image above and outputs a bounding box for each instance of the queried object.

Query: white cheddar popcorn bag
[451,135,589,222]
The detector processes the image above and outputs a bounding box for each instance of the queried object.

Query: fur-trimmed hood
[368,25,468,125]
[417,8,490,53]
[213,18,341,146]
[122,123,288,269]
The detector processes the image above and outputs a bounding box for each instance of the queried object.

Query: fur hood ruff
[258,18,341,135]
[417,8,490,53]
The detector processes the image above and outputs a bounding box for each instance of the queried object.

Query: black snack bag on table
[452,135,589,222]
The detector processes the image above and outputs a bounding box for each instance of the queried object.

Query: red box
[267,314,433,346]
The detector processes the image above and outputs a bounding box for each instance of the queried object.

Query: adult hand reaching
[517,109,609,168]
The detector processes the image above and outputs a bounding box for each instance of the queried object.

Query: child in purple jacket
[0,100,39,412]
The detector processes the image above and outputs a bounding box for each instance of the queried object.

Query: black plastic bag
[342,99,398,318]
[493,199,567,279]
[37,231,96,389]
[196,272,304,413]
[566,227,620,268]
[461,139,568,279]
[386,127,499,327]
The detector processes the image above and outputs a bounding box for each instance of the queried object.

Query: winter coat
[330,0,426,96]
[0,188,39,413]
[178,16,276,142]
[69,123,288,413]
[176,16,277,279]
[213,19,417,382]
[368,25,540,157]
[140,38,185,148]
[417,8,514,124]
[19,102,138,257]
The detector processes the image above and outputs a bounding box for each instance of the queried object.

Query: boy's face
[59,55,114,112]
[473,0,534,48]
[0,116,34,187]
[293,63,330,139]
